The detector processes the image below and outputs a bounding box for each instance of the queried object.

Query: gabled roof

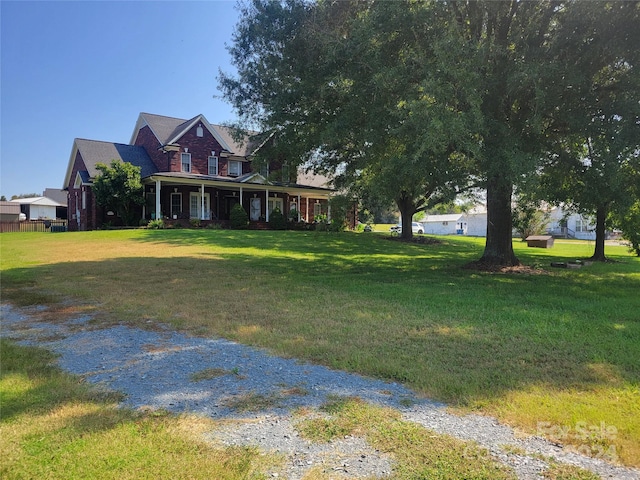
[130,112,239,154]
[214,124,261,157]
[10,196,65,207]
[63,139,158,188]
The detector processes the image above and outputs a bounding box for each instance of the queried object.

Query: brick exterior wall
[133,125,168,171]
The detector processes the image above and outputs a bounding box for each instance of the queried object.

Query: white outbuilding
[10,197,65,220]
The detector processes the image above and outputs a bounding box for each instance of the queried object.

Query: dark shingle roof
[75,139,158,179]
[139,113,190,145]
[214,124,261,157]
[138,112,258,157]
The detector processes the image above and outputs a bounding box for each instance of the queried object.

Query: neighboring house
[0,201,24,222]
[62,112,332,231]
[421,211,488,236]
[43,188,68,219]
[547,207,596,240]
[10,197,65,220]
[422,214,466,235]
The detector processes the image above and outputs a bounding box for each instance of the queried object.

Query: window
[228,160,241,177]
[171,193,182,218]
[181,153,191,173]
[196,125,204,137]
[281,164,290,183]
[576,217,591,232]
[314,202,322,217]
[268,197,283,215]
[208,155,218,176]
[190,192,210,220]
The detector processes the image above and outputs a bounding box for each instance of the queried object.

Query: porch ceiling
[144,173,332,198]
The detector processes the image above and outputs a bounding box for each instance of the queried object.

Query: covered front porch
[142,173,332,226]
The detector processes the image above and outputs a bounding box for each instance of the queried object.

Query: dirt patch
[463,261,549,275]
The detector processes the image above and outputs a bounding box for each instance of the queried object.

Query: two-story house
[63,113,332,230]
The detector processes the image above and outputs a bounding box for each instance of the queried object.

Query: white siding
[463,213,487,237]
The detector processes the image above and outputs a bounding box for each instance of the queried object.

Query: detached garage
[11,197,65,220]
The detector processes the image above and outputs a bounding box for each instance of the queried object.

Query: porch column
[266,188,270,222]
[201,184,205,220]
[305,197,309,222]
[297,194,301,221]
[155,179,161,220]
[328,201,331,221]
[240,187,243,207]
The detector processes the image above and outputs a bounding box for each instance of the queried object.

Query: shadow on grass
[2,241,638,408]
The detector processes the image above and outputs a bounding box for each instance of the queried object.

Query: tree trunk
[590,206,608,261]
[396,194,416,240]
[479,175,520,266]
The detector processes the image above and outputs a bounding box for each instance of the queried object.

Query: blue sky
[1,0,241,198]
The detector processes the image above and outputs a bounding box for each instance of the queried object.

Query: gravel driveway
[2,304,638,480]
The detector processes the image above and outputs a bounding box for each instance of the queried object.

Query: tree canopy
[93,160,145,226]
[220,0,639,263]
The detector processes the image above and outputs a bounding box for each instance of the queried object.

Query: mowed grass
[1,229,639,467]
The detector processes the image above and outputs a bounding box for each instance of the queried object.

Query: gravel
[2,303,638,480]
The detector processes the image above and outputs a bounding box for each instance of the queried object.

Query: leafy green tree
[221,0,637,261]
[535,1,640,260]
[613,199,640,257]
[220,0,481,240]
[93,160,144,227]
[11,193,40,200]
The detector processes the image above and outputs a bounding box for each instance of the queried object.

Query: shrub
[268,208,287,230]
[147,219,164,229]
[230,203,249,229]
[189,218,201,228]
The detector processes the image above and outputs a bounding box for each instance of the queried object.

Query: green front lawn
[1,229,639,467]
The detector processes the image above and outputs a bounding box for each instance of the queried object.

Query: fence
[0,220,68,233]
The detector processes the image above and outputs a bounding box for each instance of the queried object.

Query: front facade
[63,113,332,231]
[547,207,596,240]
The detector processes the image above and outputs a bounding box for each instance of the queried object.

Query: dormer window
[228,160,241,177]
[196,125,204,137]
[181,153,191,173]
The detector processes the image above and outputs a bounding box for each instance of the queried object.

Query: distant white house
[546,207,596,240]
[422,209,488,236]
[422,213,465,235]
[10,197,65,220]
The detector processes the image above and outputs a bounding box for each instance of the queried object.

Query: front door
[250,197,261,221]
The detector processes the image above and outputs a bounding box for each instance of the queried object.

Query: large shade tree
[221,0,636,262]
[536,1,640,261]
[93,160,145,226]
[220,0,481,239]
